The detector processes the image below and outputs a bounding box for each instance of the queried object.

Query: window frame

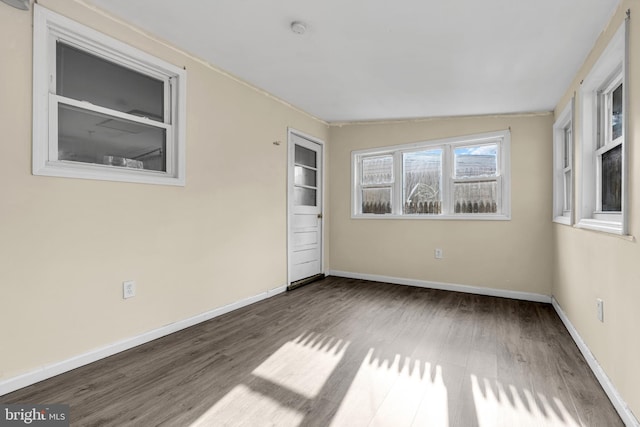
[352,130,511,220]
[552,98,574,225]
[578,22,627,235]
[33,5,187,186]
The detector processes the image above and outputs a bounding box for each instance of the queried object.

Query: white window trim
[552,99,573,225]
[33,5,187,186]
[577,22,627,235]
[351,130,511,220]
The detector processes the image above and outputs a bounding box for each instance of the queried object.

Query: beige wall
[328,114,553,295]
[553,1,640,419]
[0,0,328,381]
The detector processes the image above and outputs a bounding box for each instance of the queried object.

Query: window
[361,155,393,214]
[598,78,623,212]
[578,22,627,234]
[33,6,186,186]
[352,130,510,219]
[552,99,573,225]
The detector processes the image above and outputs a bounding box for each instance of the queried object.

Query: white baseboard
[0,285,287,397]
[327,270,552,303]
[551,298,639,427]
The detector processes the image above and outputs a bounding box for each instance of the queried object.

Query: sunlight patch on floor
[252,333,349,399]
[470,375,581,427]
[331,349,449,426]
[189,384,304,426]
[406,364,449,427]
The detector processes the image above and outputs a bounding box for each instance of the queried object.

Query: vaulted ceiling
[89,0,620,122]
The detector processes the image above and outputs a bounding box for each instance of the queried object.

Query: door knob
[317,213,323,219]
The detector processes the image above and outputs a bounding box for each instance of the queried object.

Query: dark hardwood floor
[2,277,623,426]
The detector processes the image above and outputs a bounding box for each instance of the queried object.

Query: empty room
[1,0,639,426]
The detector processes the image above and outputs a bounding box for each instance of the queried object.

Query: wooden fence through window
[361,200,497,214]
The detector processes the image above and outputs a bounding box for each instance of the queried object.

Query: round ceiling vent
[290,21,307,35]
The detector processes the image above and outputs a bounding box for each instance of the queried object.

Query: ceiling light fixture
[1,0,29,10]
[290,21,307,35]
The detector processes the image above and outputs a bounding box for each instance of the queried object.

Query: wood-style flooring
[2,277,623,426]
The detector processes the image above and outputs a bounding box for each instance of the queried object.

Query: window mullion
[393,151,403,215]
[443,145,452,215]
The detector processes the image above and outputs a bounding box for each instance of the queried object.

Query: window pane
[563,127,571,168]
[564,170,572,212]
[294,187,316,206]
[294,166,316,187]
[362,188,391,214]
[454,144,497,178]
[611,83,623,141]
[58,104,166,172]
[57,42,165,122]
[601,144,622,212]
[403,149,442,214]
[295,145,316,168]
[362,155,393,185]
[454,181,497,213]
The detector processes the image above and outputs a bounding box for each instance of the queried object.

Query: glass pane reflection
[58,104,166,172]
[601,145,622,211]
[453,181,498,213]
[294,187,316,206]
[294,166,317,187]
[295,145,316,168]
[403,149,442,214]
[57,42,164,122]
[611,83,623,141]
[454,144,497,178]
[362,188,391,214]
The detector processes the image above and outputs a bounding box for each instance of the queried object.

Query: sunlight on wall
[331,349,449,426]
[470,374,581,427]
[252,332,349,399]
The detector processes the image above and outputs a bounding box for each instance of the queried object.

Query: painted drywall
[553,0,640,420]
[0,0,328,382]
[328,114,553,296]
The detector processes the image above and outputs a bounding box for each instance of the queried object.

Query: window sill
[575,218,633,239]
[34,161,185,186]
[352,213,510,221]
[553,216,572,226]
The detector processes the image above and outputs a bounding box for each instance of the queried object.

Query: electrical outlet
[434,248,443,259]
[596,298,604,322]
[123,280,136,299]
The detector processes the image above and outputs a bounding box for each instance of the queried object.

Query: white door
[288,131,323,285]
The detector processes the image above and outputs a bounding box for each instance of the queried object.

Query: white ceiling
[88,0,620,123]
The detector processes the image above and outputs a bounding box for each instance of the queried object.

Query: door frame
[287,128,326,288]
